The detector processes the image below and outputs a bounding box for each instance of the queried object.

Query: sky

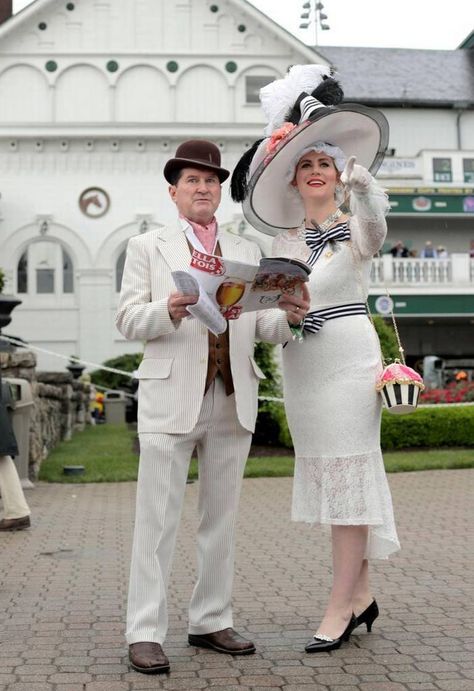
[11,0,474,51]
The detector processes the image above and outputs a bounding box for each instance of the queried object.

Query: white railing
[371,254,474,286]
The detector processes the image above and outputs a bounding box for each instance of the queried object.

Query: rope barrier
[0,334,286,402]
[1,335,472,408]
[0,335,134,378]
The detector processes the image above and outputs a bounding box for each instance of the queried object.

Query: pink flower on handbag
[266,122,297,155]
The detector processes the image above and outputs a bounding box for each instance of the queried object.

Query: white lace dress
[272,198,400,559]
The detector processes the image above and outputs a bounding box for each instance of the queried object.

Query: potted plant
[0,267,22,352]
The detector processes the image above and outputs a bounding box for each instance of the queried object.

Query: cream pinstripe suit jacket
[116,222,293,434]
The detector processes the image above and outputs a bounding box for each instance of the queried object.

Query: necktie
[187,218,217,254]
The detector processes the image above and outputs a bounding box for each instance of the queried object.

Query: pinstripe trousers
[126,377,252,644]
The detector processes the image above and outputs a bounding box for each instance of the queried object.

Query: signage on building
[388,187,474,213]
[377,158,421,178]
[374,295,394,315]
[369,294,474,316]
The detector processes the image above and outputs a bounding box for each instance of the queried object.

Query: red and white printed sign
[190,249,225,276]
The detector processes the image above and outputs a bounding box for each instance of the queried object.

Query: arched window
[17,251,28,293]
[63,249,74,293]
[16,241,74,296]
[116,249,126,292]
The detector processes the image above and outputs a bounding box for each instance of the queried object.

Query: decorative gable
[0,0,326,128]
[0,0,322,58]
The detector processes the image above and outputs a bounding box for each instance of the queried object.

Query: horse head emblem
[78,187,110,218]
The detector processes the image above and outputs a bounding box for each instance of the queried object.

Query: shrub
[0,267,5,294]
[372,315,401,363]
[381,405,474,450]
[253,338,474,450]
[253,342,291,447]
[90,353,143,391]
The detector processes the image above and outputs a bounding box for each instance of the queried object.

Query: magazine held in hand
[172,248,311,335]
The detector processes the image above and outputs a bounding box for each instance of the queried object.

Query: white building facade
[0,0,320,369]
[0,0,473,369]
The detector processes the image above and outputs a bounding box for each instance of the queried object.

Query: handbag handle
[349,237,406,367]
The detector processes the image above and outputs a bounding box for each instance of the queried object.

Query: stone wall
[0,349,91,479]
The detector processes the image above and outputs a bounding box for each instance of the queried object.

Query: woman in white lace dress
[274,148,400,649]
[231,65,400,653]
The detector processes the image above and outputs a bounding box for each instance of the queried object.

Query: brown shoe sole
[129,660,170,674]
[0,517,31,531]
[188,634,256,655]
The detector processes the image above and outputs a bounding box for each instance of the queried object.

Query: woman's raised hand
[341,156,372,194]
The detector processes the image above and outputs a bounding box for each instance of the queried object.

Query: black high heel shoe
[305,614,356,653]
[354,599,379,632]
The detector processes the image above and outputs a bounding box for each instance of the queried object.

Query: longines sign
[378,158,421,177]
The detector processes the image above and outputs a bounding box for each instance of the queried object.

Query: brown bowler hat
[163,139,230,184]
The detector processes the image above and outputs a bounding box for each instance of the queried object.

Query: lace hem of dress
[291,450,400,559]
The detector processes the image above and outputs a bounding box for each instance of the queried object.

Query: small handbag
[370,278,425,414]
[376,360,425,414]
[350,240,425,414]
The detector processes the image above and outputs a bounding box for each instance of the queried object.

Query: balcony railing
[370,255,474,286]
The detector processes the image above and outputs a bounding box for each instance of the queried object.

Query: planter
[66,361,86,379]
[0,296,22,351]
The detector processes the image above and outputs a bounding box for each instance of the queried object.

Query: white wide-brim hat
[243,103,389,236]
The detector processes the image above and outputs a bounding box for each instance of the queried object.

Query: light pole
[299,0,330,46]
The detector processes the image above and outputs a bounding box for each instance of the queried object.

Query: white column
[450,253,470,283]
[77,268,114,369]
[382,254,394,282]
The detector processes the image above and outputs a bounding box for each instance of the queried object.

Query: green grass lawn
[38,423,474,483]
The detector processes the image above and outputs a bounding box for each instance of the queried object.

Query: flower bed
[420,381,474,404]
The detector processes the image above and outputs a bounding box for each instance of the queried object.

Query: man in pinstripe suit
[116,140,309,674]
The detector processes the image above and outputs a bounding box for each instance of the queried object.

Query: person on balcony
[389,241,409,257]
[437,246,448,259]
[420,241,438,258]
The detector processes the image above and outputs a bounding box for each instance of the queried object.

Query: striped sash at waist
[304,302,367,334]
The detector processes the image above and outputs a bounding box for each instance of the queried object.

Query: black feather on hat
[230,138,265,203]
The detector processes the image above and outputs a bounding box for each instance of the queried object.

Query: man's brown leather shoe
[0,515,30,531]
[188,627,256,655]
[129,642,170,674]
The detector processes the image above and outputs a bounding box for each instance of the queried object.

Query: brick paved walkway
[1,470,473,691]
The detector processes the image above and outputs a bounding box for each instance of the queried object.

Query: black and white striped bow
[305,225,351,266]
[304,303,367,334]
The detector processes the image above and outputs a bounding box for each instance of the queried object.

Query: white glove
[340,156,372,194]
